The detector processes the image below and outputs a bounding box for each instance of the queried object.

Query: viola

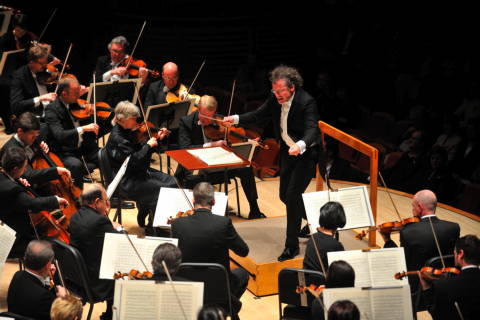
[166,83,201,107]
[120,56,160,78]
[113,269,153,280]
[71,99,113,121]
[166,209,195,225]
[394,266,460,282]
[133,121,170,144]
[355,217,420,240]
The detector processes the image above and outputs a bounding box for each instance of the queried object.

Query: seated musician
[419,234,480,320]
[69,183,122,320]
[176,94,265,219]
[150,243,187,281]
[303,201,346,272]
[144,61,200,126]
[327,300,360,320]
[171,182,249,320]
[105,101,176,232]
[0,147,68,256]
[380,189,460,305]
[45,77,107,189]
[50,295,83,320]
[0,111,71,189]
[10,45,57,118]
[7,240,68,320]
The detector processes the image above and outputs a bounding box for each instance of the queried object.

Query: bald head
[162,62,179,90]
[81,183,106,206]
[413,189,437,217]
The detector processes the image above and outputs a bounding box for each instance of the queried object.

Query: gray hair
[24,240,54,271]
[269,65,303,88]
[199,95,218,112]
[114,101,140,122]
[108,36,129,50]
[193,182,215,207]
[151,243,182,275]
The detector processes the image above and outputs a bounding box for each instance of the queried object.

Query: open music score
[187,147,243,166]
[152,188,228,227]
[322,285,413,320]
[166,146,250,171]
[327,248,408,288]
[99,233,178,279]
[113,280,203,320]
[303,185,375,232]
[0,222,16,277]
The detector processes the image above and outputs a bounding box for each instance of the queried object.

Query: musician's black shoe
[248,210,267,219]
[298,225,310,238]
[137,208,149,228]
[277,247,300,262]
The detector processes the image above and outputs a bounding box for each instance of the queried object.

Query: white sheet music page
[187,147,243,165]
[328,250,372,288]
[153,188,228,227]
[107,156,130,199]
[113,280,203,320]
[99,233,178,279]
[303,185,374,232]
[0,222,16,277]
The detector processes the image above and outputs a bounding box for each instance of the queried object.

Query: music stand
[0,10,13,36]
[0,49,25,77]
[145,100,191,129]
[86,78,141,109]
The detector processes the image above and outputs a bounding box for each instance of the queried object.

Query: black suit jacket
[7,270,57,320]
[0,136,59,185]
[303,232,344,273]
[69,206,119,301]
[10,65,47,116]
[424,267,480,320]
[238,89,319,148]
[95,55,112,82]
[171,208,249,273]
[178,112,205,149]
[384,216,460,290]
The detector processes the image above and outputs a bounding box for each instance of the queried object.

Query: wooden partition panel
[316,121,379,247]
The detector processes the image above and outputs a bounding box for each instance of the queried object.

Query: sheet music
[114,280,203,320]
[0,222,16,277]
[327,248,408,288]
[303,185,374,232]
[187,147,243,166]
[99,233,178,279]
[323,286,412,320]
[153,188,228,227]
[107,156,130,199]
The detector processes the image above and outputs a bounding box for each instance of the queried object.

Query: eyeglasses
[271,88,289,94]
[163,75,178,81]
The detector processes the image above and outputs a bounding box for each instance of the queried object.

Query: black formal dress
[171,208,249,318]
[7,270,57,320]
[105,124,176,212]
[238,90,319,250]
[303,232,344,272]
[177,111,261,215]
[384,216,460,294]
[45,98,105,188]
[0,171,59,255]
[423,266,480,320]
[69,206,120,301]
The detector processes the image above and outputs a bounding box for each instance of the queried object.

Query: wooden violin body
[166,84,201,107]
[120,56,159,78]
[72,99,113,121]
[167,210,195,225]
[356,217,420,240]
[394,266,460,281]
[113,269,153,280]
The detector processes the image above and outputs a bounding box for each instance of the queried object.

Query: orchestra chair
[201,142,257,217]
[278,268,326,320]
[48,238,100,320]
[0,312,36,320]
[176,262,233,317]
[97,147,136,224]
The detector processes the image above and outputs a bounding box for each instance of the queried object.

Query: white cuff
[102,71,112,82]
[34,97,41,107]
[233,115,240,125]
[296,140,306,154]
[203,142,212,147]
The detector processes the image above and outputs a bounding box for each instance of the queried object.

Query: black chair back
[97,147,114,186]
[425,254,455,269]
[176,262,233,316]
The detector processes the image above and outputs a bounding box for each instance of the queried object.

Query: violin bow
[54,43,73,94]
[184,60,206,100]
[378,171,403,222]
[93,72,97,125]
[124,20,147,71]
[81,156,94,183]
[166,165,195,211]
[224,80,236,142]
[427,216,446,269]
[37,8,58,43]
[161,261,188,320]
[454,301,465,320]
[133,83,153,139]
[306,223,327,310]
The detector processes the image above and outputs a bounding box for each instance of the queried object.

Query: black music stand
[86,78,141,109]
[0,49,25,77]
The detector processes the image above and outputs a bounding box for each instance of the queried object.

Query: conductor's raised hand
[222,116,235,127]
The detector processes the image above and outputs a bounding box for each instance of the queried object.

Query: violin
[71,99,113,121]
[355,216,420,240]
[113,269,153,280]
[36,62,76,86]
[133,121,170,144]
[120,56,160,78]
[295,284,326,298]
[166,84,201,107]
[167,209,195,225]
[394,266,460,282]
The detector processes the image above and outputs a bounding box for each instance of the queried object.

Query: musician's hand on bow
[288,144,301,156]
[222,116,235,127]
[57,197,69,209]
[147,137,158,148]
[39,92,57,102]
[39,141,49,154]
[18,178,31,187]
[211,140,227,147]
[55,285,68,298]
[158,128,169,140]
[82,123,99,136]
[56,167,71,179]
[111,66,127,76]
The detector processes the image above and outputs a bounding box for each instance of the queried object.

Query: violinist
[177,94,265,219]
[419,235,480,320]
[45,77,106,189]
[105,101,176,233]
[0,147,68,256]
[7,240,68,320]
[150,243,187,281]
[10,45,57,118]
[303,202,346,273]
[0,112,71,189]
[381,189,460,302]
[171,182,249,320]
[69,184,122,320]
